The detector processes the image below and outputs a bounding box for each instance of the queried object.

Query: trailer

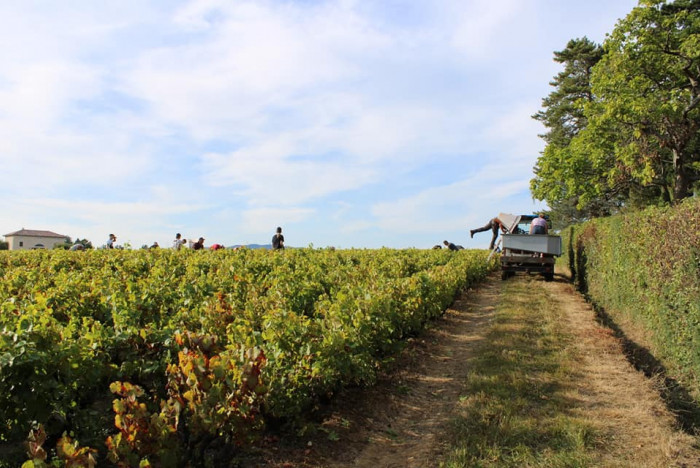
[490,213,562,281]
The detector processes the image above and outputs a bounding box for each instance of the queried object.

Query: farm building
[3,228,70,250]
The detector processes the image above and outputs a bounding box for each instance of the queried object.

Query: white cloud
[0,191,207,247]
[446,0,526,61]
[0,11,156,191]
[1,0,538,202]
[483,101,544,155]
[339,219,375,234]
[0,0,639,249]
[200,144,377,206]
[239,207,315,235]
[371,163,532,234]
[121,0,387,140]
[0,128,154,192]
[29,197,202,218]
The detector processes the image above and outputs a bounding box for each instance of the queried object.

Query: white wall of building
[6,235,68,250]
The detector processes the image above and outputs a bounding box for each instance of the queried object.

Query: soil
[252,271,700,468]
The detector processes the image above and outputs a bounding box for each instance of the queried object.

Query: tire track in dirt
[262,278,500,468]
[328,280,500,468]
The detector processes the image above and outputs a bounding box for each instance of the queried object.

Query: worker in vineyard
[272,227,285,250]
[470,217,506,250]
[529,213,549,235]
[172,233,186,250]
[192,237,205,250]
[106,233,116,249]
[443,240,464,251]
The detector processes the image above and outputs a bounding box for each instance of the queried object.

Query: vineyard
[0,247,494,466]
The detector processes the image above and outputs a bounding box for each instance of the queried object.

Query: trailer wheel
[544,272,554,282]
[501,270,509,281]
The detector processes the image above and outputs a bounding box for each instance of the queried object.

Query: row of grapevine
[0,247,494,466]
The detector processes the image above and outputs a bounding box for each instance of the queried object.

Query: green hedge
[561,198,700,400]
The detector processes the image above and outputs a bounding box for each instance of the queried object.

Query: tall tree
[530,38,622,226]
[586,0,700,202]
[533,37,602,147]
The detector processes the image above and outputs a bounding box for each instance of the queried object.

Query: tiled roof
[4,229,69,238]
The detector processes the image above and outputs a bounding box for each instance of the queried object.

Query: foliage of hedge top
[561,198,700,399]
[0,247,495,466]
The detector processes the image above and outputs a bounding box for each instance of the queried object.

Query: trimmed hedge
[561,198,700,400]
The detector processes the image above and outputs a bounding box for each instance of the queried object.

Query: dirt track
[260,272,700,468]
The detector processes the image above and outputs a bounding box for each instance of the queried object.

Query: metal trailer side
[500,234,562,281]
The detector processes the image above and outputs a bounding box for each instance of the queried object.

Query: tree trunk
[673,164,692,202]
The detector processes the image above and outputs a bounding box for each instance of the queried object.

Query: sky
[0,0,639,249]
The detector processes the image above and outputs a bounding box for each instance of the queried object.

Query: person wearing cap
[272,227,284,250]
[172,233,186,250]
[192,237,205,250]
[209,243,225,251]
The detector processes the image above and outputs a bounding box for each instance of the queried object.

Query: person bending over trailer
[470,217,507,250]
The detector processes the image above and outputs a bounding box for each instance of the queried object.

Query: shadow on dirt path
[588,297,700,435]
[540,274,700,468]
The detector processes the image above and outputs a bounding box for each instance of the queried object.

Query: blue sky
[0,0,638,249]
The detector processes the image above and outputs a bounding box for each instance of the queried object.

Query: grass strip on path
[441,277,599,467]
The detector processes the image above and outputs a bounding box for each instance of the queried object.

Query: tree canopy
[530,37,624,227]
[532,0,700,221]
